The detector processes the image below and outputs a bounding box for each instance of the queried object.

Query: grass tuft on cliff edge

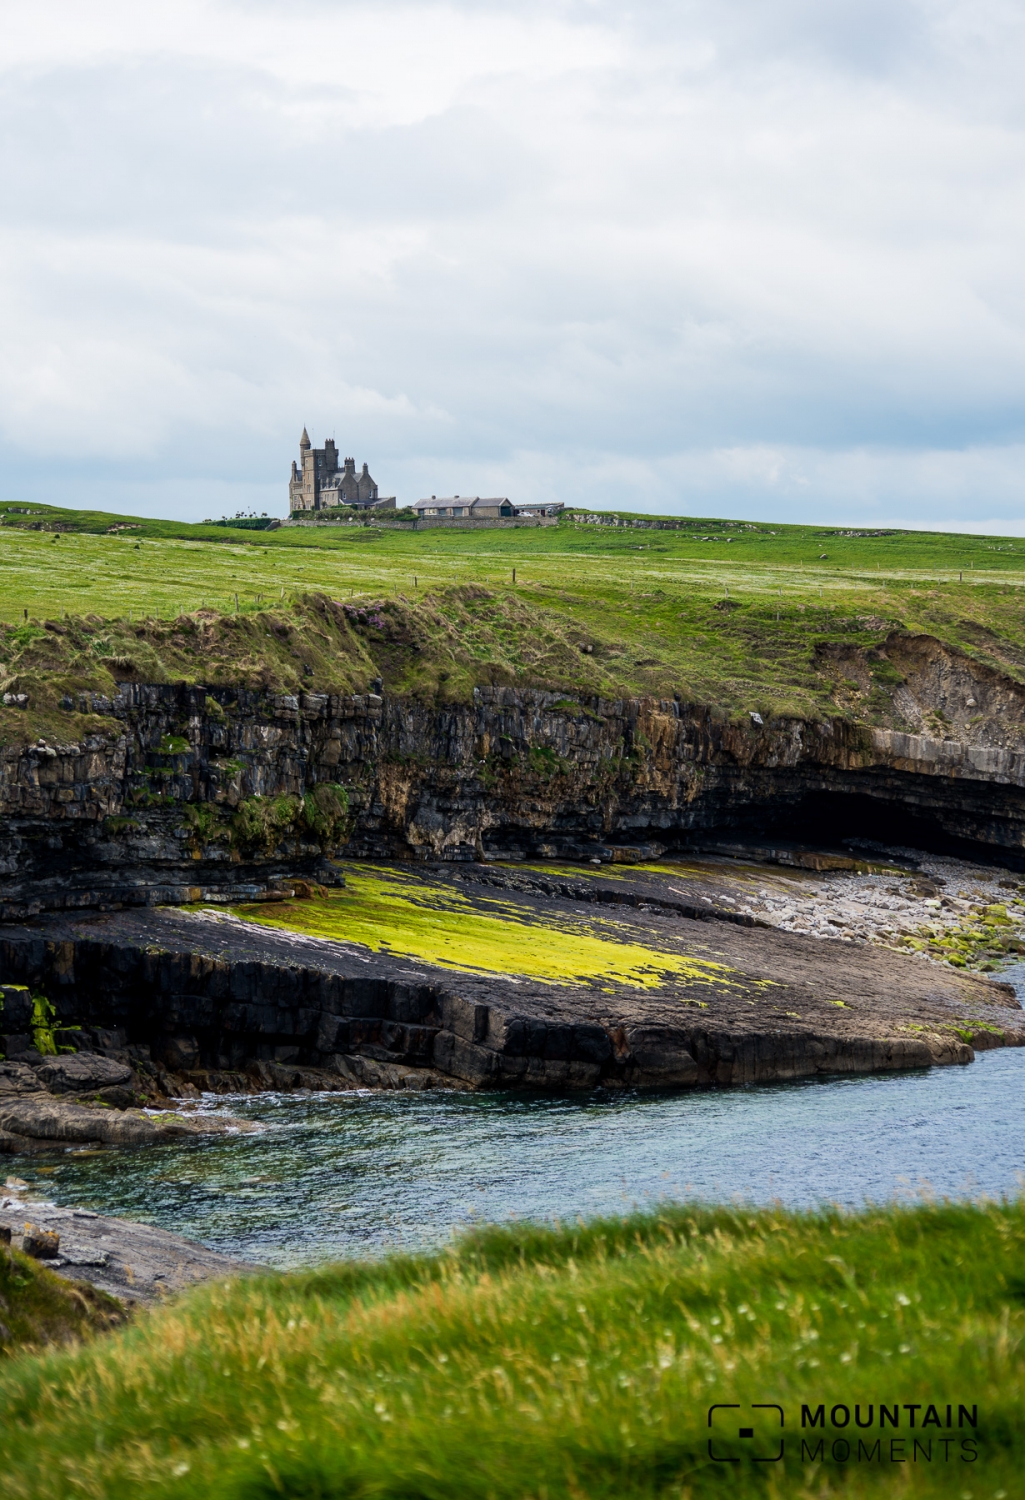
[0,1198,1020,1498]
[0,1242,126,1358]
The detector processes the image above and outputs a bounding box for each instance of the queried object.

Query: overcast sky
[2,0,1024,529]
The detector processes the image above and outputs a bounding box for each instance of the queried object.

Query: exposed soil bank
[0,859,1020,1103]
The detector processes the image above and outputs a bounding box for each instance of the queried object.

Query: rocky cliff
[3,641,1025,917]
[1,893,1018,1103]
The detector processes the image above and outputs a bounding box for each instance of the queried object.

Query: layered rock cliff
[3,637,1025,917]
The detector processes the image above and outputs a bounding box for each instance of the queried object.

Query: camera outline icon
[707,1403,785,1462]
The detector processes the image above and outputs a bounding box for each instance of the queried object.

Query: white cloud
[0,0,1023,526]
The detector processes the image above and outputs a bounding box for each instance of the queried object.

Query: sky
[1,0,1024,531]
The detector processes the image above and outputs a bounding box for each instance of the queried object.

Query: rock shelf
[0,1184,253,1304]
[0,854,1020,1105]
[0,1047,256,1156]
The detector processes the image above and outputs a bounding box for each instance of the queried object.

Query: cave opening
[676,788,1025,872]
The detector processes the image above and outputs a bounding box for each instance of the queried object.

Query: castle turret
[290,429,315,511]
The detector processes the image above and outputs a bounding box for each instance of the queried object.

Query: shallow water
[17,1046,1025,1269]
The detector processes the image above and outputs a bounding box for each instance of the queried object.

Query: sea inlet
[12,1039,1025,1271]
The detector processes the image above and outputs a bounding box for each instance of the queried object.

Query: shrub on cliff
[229,794,304,855]
[301,783,350,846]
[228,785,350,855]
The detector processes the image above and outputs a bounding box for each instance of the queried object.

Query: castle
[288,429,395,513]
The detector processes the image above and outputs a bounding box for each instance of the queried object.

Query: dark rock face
[3,654,1025,916]
[0,895,1019,1102]
[33,1054,133,1095]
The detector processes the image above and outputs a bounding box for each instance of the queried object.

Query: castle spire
[300,427,311,450]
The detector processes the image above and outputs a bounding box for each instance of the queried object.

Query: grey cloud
[0,68,533,235]
[0,0,1024,526]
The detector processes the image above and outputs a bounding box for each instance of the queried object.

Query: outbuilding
[412,497,563,524]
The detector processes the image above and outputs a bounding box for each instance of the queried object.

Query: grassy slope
[0,1200,1019,1499]
[0,1244,126,1357]
[5,503,1025,745]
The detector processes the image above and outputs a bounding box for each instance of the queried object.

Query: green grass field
[4,500,1025,737]
[0,1199,1019,1499]
[2,501,1025,630]
[1,501,1023,1497]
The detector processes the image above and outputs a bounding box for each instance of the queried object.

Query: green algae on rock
[222,864,738,992]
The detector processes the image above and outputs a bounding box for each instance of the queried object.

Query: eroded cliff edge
[4,641,1025,917]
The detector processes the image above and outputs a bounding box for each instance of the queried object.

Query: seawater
[20,1047,1025,1269]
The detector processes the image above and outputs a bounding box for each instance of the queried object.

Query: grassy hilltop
[4,500,1025,739]
[1,501,1023,1497]
[0,1199,1020,1499]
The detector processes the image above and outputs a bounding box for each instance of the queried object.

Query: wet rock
[325,1052,461,1091]
[0,1095,252,1149]
[33,1053,133,1095]
[0,1132,50,1155]
[77,1085,137,1110]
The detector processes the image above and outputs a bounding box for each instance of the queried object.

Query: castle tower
[290,427,317,511]
[289,431,391,515]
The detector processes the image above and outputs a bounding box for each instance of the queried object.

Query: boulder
[22,1223,60,1259]
[0,1129,48,1155]
[33,1054,133,1095]
[0,1061,44,1098]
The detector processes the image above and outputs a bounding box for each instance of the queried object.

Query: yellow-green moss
[221,865,736,990]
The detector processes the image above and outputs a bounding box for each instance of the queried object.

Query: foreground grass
[0,1200,1020,1498]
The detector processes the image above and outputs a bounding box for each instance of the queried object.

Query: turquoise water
[18,1046,1025,1269]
